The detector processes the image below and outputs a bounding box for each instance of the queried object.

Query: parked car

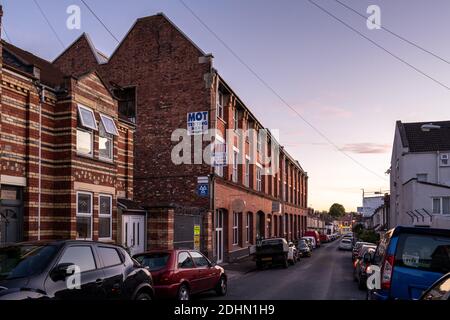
[0,241,154,300]
[304,230,321,247]
[352,242,375,261]
[297,239,312,258]
[420,272,450,300]
[288,242,299,265]
[302,236,317,249]
[319,234,329,243]
[301,237,314,251]
[255,238,290,269]
[133,249,226,300]
[368,226,450,300]
[339,238,353,251]
[353,245,377,290]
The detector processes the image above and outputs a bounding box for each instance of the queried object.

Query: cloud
[339,143,391,154]
[319,106,352,118]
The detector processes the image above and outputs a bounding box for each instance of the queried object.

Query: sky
[2,0,450,211]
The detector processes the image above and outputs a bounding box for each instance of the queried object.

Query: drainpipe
[37,84,44,241]
[437,151,440,184]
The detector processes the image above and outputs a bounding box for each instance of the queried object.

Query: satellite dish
[231,199,246,212]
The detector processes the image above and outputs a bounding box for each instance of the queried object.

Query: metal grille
[173,213,203,250]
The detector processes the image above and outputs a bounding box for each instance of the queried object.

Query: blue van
[368,226,450,300]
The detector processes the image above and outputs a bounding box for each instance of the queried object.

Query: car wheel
[135,292,152,300]
[178,284,190,301]
[215,276,227,296]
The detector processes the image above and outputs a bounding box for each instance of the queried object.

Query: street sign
[187,111,208,135]
[197,176,209,184]
[194,225,201,236]
[197,183,209,197]
[194,234,200,250]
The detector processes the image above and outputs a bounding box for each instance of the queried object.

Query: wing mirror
[50,263,76,281]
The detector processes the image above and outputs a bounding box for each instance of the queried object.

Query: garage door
[173,213,203,250]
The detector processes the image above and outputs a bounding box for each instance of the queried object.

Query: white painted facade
[390,124,450,229]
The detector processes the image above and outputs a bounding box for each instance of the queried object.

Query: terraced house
[0,8,136,246]
[52,12,309,262]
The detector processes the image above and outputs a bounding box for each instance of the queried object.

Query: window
[256,166,262,192]
[395,233,450,274]
[99,114,119,136]
[217,91,224,119]
[99,195,112,239]
[189,251,209,267]
[114,87,136,123]
[233,151,239,183]
[98,247,122,267]
[59,246,96,273]
[232,212,239,245]
[76,192,92,240]
[417,173,428,182]
[134,253,170,271]
[99,122,113,161]
[77,105,98,130]
[177,252,194,269]
[233,108,239,131]
[441,154,449,167]
[76,128,93,156]
[256,131,262,154]
[245,158,250,187]
[246,213,251,243]
[432,197,450,215]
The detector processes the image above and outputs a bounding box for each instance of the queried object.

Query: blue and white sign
[187,111,209,135]
[197,183,209,197]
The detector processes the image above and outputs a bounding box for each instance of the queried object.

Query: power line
[32,0,64,49]
[2,23,11,42]
[177,0,388,182]
[306,0,450,91]
[334,0,450,66]
[79,0,119,43]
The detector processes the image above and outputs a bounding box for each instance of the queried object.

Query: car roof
[391,226,450,237]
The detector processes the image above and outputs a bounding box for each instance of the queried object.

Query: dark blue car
[368,226,450,300]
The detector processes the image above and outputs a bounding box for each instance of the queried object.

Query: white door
[215,209,224,263]
[122,215,145,256]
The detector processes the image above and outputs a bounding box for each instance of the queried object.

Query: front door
[214,209,224,263]
[122,215,145,255]
[0,207,22,244]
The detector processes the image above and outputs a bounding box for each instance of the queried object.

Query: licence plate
[262,257,272,261]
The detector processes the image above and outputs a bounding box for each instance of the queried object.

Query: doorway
[214,209,225,263]
[122,215,145,256]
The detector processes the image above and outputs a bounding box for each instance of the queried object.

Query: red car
[304,230,321,247]
[319,233,329,243]
[133,249,227,300]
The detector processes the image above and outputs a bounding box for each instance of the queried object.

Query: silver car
[339,238,353,250]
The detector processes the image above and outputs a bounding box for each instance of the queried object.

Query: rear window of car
[395,233,450,274]
[135,253,170,271]
[342,239,351,243]
[98,247,122,267]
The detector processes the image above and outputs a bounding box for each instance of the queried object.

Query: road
[202,239,367,300]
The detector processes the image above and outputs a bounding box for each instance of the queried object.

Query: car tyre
[178,284,190,301]
[215,276,227,296]
[135,292,152,300]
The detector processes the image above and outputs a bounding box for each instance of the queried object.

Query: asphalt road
[202,239,367,300]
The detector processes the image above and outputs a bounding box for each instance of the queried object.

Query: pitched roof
[2,40,66,87]
[397,120,450,152]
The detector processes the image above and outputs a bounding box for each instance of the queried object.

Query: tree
[329,203,346,218]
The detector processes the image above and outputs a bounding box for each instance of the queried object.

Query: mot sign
[187,111,208,135]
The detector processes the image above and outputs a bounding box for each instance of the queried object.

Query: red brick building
[53,13,309,262]
[0,9,137,247]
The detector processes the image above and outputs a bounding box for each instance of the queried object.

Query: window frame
[98,194,113,241]
[98,121,114,162]
[99,113,119,136]
[232,212,239,245]
[233,108,239,131]
[256,165,262,192]
[76,127,94,158]
[217,91,224,120]
[77,104,98,131]
[214,135,225,177]
[76,191,93,240]
[97,246,123,268]
[432,197,450,215]
[232,150,239,183]
[58,245,97,273]
[246,213,250,243]
[245,157,250,187]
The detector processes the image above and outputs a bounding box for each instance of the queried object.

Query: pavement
[200,239,367,300]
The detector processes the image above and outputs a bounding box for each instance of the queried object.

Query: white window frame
[233,108,239,131]
[256,164,262,192]
[99,113,119,136]
[76,127,94,157]
[232,212,239,245]
[77,104,98,131]
[440,154,449,167]
[76,191,93,240]
[98,194,113,241]
[256,131,262,154]
[432,197,450,215]
[214,135,225,177]
[99,121,114,162]
[233,150,239,183]
[217,91,224,120]
[245,156,250,187]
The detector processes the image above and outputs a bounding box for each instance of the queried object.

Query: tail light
[381,254,395,290]
[353,260,358,268]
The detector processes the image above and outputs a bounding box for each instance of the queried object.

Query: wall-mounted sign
[197,184,209,197]
[194,225,201,236]
[187,111,209,135]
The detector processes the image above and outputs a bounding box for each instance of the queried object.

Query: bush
[358,229,380,244]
